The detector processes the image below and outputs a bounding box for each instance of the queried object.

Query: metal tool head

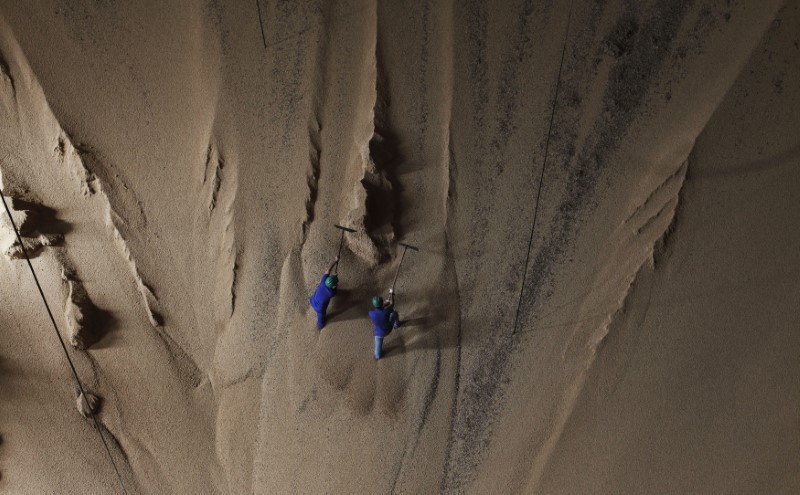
[334,224,357,233]
[399,242,419,251]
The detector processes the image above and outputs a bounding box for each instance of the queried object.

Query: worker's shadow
[382,301,460,358]
[326,289,365,323]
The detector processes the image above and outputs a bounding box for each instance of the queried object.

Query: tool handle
[337,229,345,257]
[391,246,407,290]
[335,230,345,273]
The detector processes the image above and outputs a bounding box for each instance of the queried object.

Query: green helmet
[372,296,383,308]
[325,274,338,289]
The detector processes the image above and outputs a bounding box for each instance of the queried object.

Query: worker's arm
[325,256,340,275]
[388,287,395,306]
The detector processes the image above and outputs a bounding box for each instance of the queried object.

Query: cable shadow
[380,299,460,358]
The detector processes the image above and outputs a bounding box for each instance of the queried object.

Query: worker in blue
[369,288,401,360]
[309,256,340,329]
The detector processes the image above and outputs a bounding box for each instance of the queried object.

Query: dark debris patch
[442,1,696,491]
[602,14,639,58]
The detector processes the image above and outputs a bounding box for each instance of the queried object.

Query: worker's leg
[374,336,384,360]
[389,310,401,329]
[316,310,325,329]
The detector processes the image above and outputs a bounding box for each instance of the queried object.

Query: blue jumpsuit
[369,306,400,359]
[310,274,337,329]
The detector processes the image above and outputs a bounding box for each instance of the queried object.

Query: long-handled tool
[334,224,356,273]
[390,242,419,294]
[386,242,418,331]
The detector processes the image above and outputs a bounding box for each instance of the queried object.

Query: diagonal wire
[255,3,371,53]
[0,190,128,494]
[255,0,268,49]
[512,5,573,336]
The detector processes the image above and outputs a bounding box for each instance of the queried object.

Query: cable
[255,0,268,49]
[512,6,573,336]
[0,190,128,494]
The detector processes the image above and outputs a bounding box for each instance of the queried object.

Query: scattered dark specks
[724,12,731,22]
[602,15,639,58]
[665,91,672,101]
[298,388,317,414]
[774,78,784,94]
